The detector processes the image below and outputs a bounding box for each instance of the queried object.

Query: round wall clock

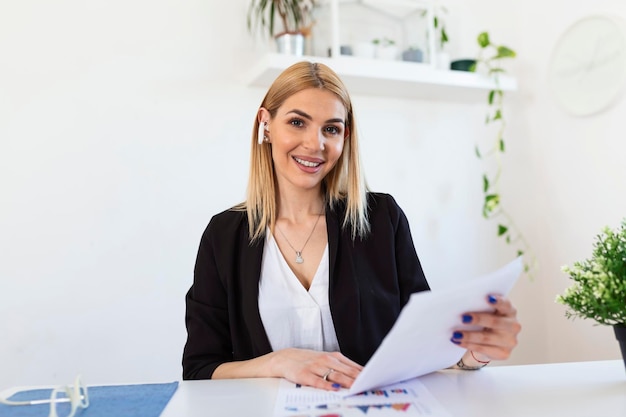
[548,15,626,116]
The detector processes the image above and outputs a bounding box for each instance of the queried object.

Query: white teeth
[294,157,321,167]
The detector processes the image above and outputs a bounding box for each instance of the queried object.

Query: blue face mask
[0,375,89,417]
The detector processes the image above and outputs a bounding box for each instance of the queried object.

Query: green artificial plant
[422,5,448,51]
[471,32,534,274]
[557,219,626,326]
[247,0,316,38]
[372,37,396,47]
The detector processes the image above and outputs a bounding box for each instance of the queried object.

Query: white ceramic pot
[376,45,398,61]
[435,51,451,70]
[275,33,305,56]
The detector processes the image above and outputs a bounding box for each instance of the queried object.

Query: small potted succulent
[247,0,317,55]
[556,218,626,370]
[373,37,398,60]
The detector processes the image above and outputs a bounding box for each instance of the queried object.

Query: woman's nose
[304,129,325,151]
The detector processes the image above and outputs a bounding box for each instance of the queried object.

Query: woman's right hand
[270,348,363,390]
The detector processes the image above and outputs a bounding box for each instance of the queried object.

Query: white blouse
[258,232,340,352]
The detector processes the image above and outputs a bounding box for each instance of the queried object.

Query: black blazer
[182,192,430,379]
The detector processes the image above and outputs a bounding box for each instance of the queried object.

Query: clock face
[548,15,626,116]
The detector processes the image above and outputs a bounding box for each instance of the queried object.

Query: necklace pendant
[295,252,304,264]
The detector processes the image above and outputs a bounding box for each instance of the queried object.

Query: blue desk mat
[0,381,178,417]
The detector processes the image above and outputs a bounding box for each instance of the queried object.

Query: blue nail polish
[332,383,341,389]
[450,338,461,345]
[488,295,497,304]
[462,314,473,323]
[453,331,463,340]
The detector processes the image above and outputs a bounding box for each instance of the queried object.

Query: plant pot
[435,51,450,70]
[376,45,398,61]
[451,59,477,71]
[275,32,304,56]
[614,324,626,371]
[402,48,423,63]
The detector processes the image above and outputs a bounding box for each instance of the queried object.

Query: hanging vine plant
[471,32,535,274]
[421,5,449,52]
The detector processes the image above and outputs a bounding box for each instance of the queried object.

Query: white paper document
[347,257,524,395]
[274,378,452,417]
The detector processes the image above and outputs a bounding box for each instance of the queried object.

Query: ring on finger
[322,368,334,381]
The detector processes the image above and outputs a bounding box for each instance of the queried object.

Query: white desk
[160,360,625,417]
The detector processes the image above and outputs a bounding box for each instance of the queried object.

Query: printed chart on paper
[273,378,452,417]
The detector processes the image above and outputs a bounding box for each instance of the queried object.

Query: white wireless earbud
[257,121,267,145]
[258,122,267,145]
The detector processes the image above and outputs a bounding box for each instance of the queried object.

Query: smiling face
[260,88,348,195]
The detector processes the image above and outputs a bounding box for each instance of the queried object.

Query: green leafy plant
[433,8,449,51]
[421,6,448,51]
[556,219,626,326]
[247,0,316,38]
[372,37,396,47]
[471,32,534,274]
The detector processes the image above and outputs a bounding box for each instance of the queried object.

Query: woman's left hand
[451,294,521,361]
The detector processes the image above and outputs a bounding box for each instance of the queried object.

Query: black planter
[614,324,626,371]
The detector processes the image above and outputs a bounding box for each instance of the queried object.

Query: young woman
[182,61,521,390]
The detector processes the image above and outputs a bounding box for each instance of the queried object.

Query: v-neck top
[258,232,340,352]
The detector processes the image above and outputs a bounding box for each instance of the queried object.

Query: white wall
[0,0,623,390]
[507,0,626,363]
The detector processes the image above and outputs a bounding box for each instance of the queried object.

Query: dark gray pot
[614,324,626,372]
[401,48,423,62]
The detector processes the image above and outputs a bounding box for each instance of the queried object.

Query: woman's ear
[257,107,270,124]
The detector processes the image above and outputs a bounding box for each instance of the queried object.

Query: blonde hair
[238,61,369,242]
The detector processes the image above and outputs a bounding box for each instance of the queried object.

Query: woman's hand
[270,348,363,391]
[451,294,522,362]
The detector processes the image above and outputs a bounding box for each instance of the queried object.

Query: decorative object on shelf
[247,0,317,56]
[548,15,626,117]
[450,59,476,71]
[373,37,398,60]
[556,218,626,370]
[471,32,533,275]
[327,45,353,57]
[312,0,435,64]
[402,46,423,63]
[276,33,305,55]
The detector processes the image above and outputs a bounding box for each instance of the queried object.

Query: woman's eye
[325,126,341,135]
[290,119,304,127]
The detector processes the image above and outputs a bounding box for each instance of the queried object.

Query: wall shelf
[245,53,518,102]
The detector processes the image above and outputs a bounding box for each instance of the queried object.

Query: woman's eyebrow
[287,109,345,125]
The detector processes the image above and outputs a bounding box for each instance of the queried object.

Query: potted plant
[556,218,626,370]
[402,46,423,63]
[373,37,398,60]
[247,0,317,55]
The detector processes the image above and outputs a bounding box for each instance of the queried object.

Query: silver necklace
[276,214,323,264]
